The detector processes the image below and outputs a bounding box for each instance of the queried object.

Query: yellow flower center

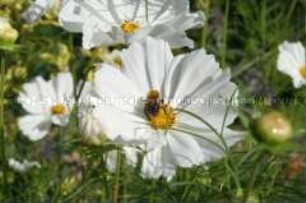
[298,65,306,79]
[144,90,176,130]
[121,20,140,34]
[51,104,66,115]
[149,104,176,130]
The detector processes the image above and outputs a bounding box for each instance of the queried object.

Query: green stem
[0,50,8,197]
[232,50,275,78]
[242,150,266,203]
[150,181,155,203]
[100,155,107,203]
[221,0,230,68]
[199,0,210,47]
[286,0,298,22]
[112,149,121,203]
[50,127,64,203]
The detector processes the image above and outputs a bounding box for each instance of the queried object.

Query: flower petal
[52,72,74,103]
[180,81,238,131]
[141,145,176,180]
[194,128,243,162]
[18,115,51,141]
[18,76,55,114]
[94,103,147,142]
[94,64,142,113]
[121,37,173,94]
[51,114,70,126]
[165,49,222,103]
[82,16,115,49]
[167,131,204,167]
[59,0,89,32]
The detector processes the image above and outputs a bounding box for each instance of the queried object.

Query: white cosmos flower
[92,37,242,179]
[59,0,205,49]
[8,158,41,173]
[277,41,306,88]
[18,72,74,141]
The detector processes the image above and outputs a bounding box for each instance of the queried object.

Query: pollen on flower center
[51,104,66,115]
[144,90,176,130]
[298,65,306,79]
[149,104,176,130]
[121,20,140,34]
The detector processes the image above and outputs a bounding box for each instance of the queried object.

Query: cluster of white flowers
[18,0,305,178]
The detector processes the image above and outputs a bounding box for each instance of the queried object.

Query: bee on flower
[91,37,243,179]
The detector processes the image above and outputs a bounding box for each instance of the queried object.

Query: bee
[144,89,163,118]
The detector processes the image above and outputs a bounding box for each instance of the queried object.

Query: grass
[1,0,306,202]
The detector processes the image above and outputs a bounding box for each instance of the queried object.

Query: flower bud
[56,43,70,71]
[254,112,293,144]
[39,43,70,71]
[0,17,18,45]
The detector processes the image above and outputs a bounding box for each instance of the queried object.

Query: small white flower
[8,158,41,173]
[18,72,74,141]
[59,0,205,49]
[277,41,306,88]
[22,0,57,23]
[92,37,242,179]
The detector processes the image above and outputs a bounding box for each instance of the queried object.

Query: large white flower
[18,72,74,141]
[92,37,242,179]
[277,41,306,88]
[59,0,205,49]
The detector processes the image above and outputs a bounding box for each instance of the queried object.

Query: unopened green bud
[254,112,293,144]
[39,43,71,71]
